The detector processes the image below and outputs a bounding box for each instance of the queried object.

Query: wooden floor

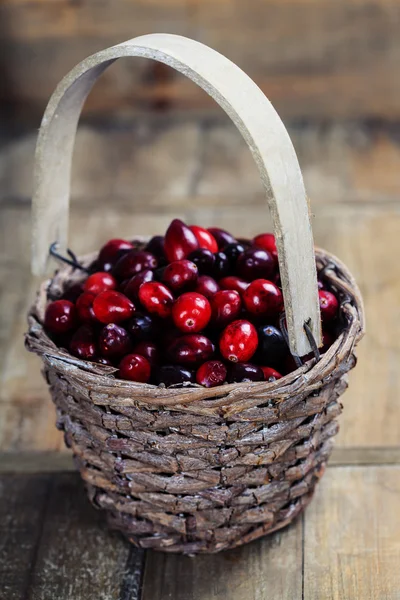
[1,116,400,599]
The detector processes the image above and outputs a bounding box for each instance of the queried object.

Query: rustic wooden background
[1,2,400,598]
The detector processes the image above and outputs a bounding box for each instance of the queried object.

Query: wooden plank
[142,516,302,600]
[304,466,400,599]
[0,474,50,600]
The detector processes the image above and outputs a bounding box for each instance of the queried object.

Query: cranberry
[96,357,113,366]
[318,280,325,290]
[127,313,157,341]
[119,354,151,383]
[98,239,135,265]
[260,366,283,382]
[210,290,242,327]
[237,248,275,281]
[69,325,97,360]
[223,243,246,266]
[113,250,157,280]
[257,325,288,368]
[253,233,278,263]
[99,323,132,358]
[154,365,195,387]
[164,219,199,262]
[44,300,77,334]
[196,360,227,388]
[319,290,339,322]
[195,275,220,298]
[219,320,258,363]
[122,269,154,302]
[132,341,159,366]
[145,235,165,259]
[213,251,230,279]
[219,276,249,295]
[189,226,218,253]
[243,279,283,317]
[166,334,215,366]
[207,227,237,249]
[322,329,335,352]
[138,281,174,318]
[62,283,83,303]
[187,249,215,275]
[92,290,135,324]
[84,272,117,295]
[227,363,264,383]
[162,260,198,292]
[76,292,96,323]
[172,292,211,333]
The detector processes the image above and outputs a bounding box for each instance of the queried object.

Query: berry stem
[49,242,90,273]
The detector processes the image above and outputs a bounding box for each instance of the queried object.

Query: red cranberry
[213,251,230,279]
[210,290,242,327]
[98,239,135,264]
[237,248,275,281]
[162,260,198,292]
[166,334,215,366]
[253,233,278,263]
[69,325,97,360]
[257,325,288,368]
[164,219,199,262]
[44,300,77,334]
[187,249,215,275]
[154,365,195,387]
[99,323,132,358]
[172,292,211,333]
[76,292,96,323]
[138,281,174,318]
[84,272,117,295]
[132,341,159,366]
[145,235,165,259]
[92,291,135,324]
[189,225,218,253]
[260,366,283,382]
[196,360,227,388]
[322,329,335,352]
[227,363,264,383]
[113,250,157,280]
[243,279,283,317]
[195,275,220,298]
[219,276,249,295]
[219,320,258,363]
[127,313,157,341]
[223,243,246,266]
[319,290,339,322]
[119,354,151,383]
[207,227,237,249]
[122,269,154,302]
[62,283,83,303]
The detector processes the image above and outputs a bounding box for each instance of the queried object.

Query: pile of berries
[43,220,340,388]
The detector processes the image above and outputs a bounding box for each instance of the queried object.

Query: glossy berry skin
[118,354,151,383]
[196,360,227,387]
[210,290,242,328]
[261,366,283,382]
[98,239,135,265]
[227,362,264,383]
[132,341,159,366]
[253,233,278,262]
[145,235,165,259]
[162,259,198,292]
[189,225,218,253]
[195,275,220,298]
[319,290,339,322]
[127,313,157,341]
[113,250,157,280]
[122,269,154,302]
[257,325,287,368]
[243,279,283,317]
[164,219,199,262]
[223,243,246,266]
[219,320,258,363]
[44,300,77,334]
[76,292,96,323]
[187,249,215,276]
[84,271,117,295]
[172,292,211,333]
[92,290,135,324]
[154,365,195,387]
[166,334,215,366]
[237,248,275,281]
[213,251,230,279]
[69,325,97,361]
[139,281,174,318]
[99,323,132,358]
[96,357,113,366]
[207,227,237,249]
[219,276,249,295]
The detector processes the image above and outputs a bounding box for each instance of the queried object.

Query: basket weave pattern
[26,248,364,554]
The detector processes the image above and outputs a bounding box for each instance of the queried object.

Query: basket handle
[31,33,321,356]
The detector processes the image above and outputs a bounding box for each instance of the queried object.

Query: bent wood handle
[31,33,321,356]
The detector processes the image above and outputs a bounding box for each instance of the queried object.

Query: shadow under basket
[26,247,364,554]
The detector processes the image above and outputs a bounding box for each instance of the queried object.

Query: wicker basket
[26,35,364,554]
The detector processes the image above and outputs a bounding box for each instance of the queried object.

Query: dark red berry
[154,365,195,387]
[237,248,275,281]
[138,281,174,318]
[162,259,198,291]
[243,279,283,317]
[187,248,215,275]
[257,325,288,368]
[69,325,97,360]
[44,300,77,334]
[322,329,335,351]
[172,292,211,333]
[98,239,135,264]
[92,290,135,324]
[260,366,283,382]
[76,292,96,323]
[132,341,159,366]
[84,271,117,295]
[99,323,132,358]
[223,243,246,266]
[319,290,339,322]
[189,225,218,253]
[62,283,83,303]
[166,334,215,366]
[196,360,227,388]
[113,250,157,280]
[194,275,220,298]
[127,313,157,341]
[118,354,151,383]
[122,269,154,302]
[219,320,258,363]
[253,233,278,263]
[164,219,199,262]
[212,251,230,279]
[207,227,237,249]
[210,290,242,327]
[219,276,249,295]
[227,363,264,383]
[145,235,165,259]
[96,357,113,366]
